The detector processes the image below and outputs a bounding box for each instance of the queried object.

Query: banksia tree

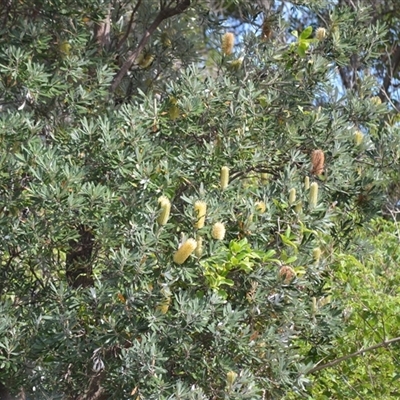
[0,1,396,400]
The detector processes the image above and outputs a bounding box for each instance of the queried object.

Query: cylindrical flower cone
[255,201,266,213]
[212,222,226,240]
[195,235,203,257]
[226,370,238,386]
[315,27,326,41]
[173,238,197,264]
[260,173,269,184]
[220,166,230,190]
[221,32,235,55]
[157,196,171,225]
[156,296,171,314]
[294,202,302,214]
[354,130,363,146]
[313,247,322,262]
[309,182,319,208]
[304,176,310,190]
[194,201,207,229]
[289,188,296,204]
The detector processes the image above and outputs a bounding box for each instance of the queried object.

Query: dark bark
[66,225,94,288]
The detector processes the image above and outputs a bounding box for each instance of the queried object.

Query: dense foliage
[1,0,400,399]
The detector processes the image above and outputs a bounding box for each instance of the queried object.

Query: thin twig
[306,336,400,374]
[117,0,143,49]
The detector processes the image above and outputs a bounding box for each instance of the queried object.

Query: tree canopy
[1,0,400,399]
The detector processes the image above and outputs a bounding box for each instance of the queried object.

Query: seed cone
[311,149,325,175]
[173,238,197,264]
[278,265,296,284]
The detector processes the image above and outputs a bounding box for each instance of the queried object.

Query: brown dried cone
[311,149,325,175]
[278,265,296,284]
[261,17,273,41]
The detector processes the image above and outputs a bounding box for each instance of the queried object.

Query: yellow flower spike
[221,32,235,55]
[156,296,171,314]
[315,27,326,41]
[313,247,322,262]
[220,166,230,190]
[173,238,197,264]
[304,176,310,190]
[138,54,154,69]
[59,40,71,56]
[194,201,207,229]
[255,201,266,213]
[195,235,203,257]
[354,130,363,146]
[294,202,302,214]
[370,96,382,106]
[157,196,171,225]
[230,58,243,70]
[289,188,296,204]
[311,297,318,315]
[161,32,172,48]
[260,173,269,184]
[211,222,226,240]
[226,371,238,386]
[309,182,319,208]
[168,104,180,120]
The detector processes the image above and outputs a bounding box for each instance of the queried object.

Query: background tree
[1,0,400,399]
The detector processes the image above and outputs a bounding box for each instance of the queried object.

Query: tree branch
[379,45,400,102]
[306,336,400,375]
[110,0,191,93]
[117,0,143,49]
